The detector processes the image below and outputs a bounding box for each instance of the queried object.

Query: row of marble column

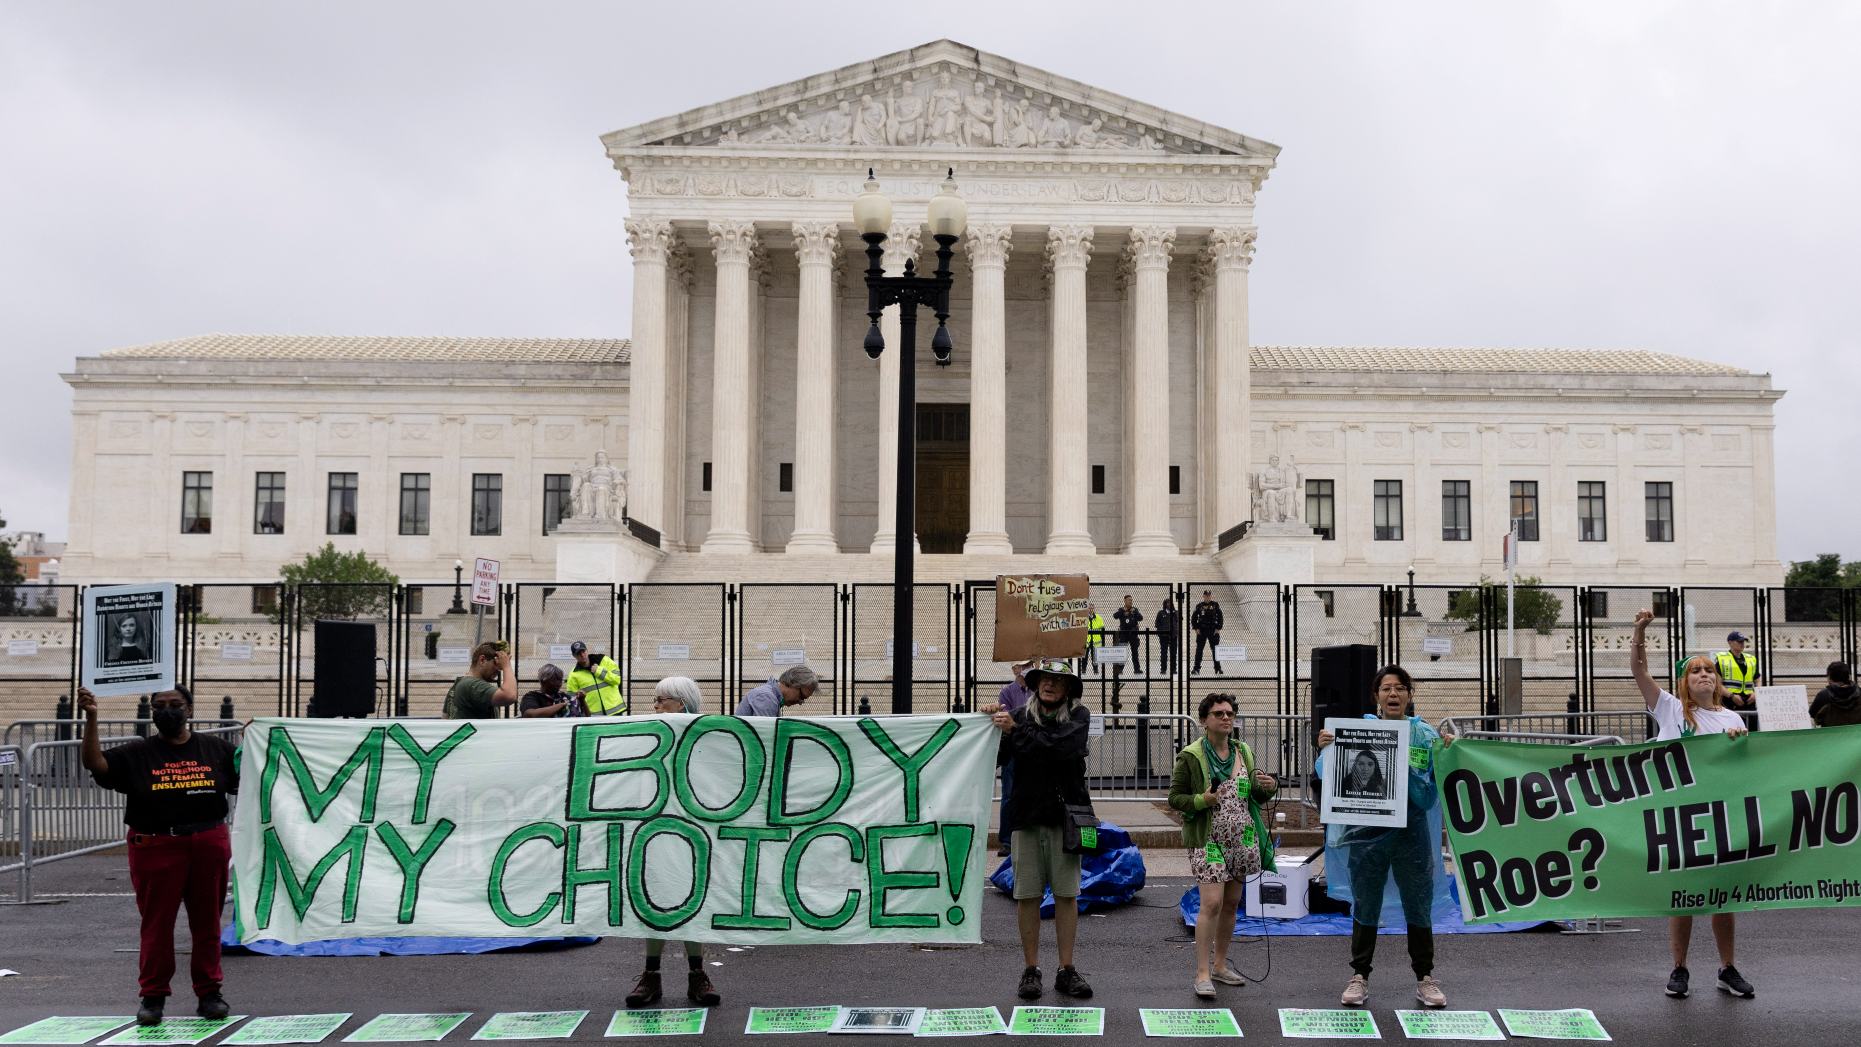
[625,217,1256,556]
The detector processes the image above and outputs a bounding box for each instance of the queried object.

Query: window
[327,473,358,535]
[701,462,712,493]
[779,462,794,494]
[1645,482,1674,543]
[1091,465,1106,495]
[471,474,502,536]
[405,588,425,615]
[1373,480,1403,541]
[1582,590,1611,618]
[1441,480,1471,542]
[250,585,279,615]
[1578,481,1607,542]
[254,472,286,534]
[399,473,431,535]
[542,474,572,535]
[181,472,213,534]
[1510,481,1540,542]
[1652,590,1674,618]
[1306,479,1336,540]
[1315,589,1336,618]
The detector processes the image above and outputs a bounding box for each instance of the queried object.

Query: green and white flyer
[471,1012,588,1041]
[914,1009,1006,1037]
[223,1014,353,1045]
[1498,1010,1611,1041]
[1006,1008,1103,1037]
[602,1010,708,1037]
[1393,1011,1503,1041]
[342,1014,472,1043]
[1139,1010,1242,1038]
[1278,1009,1380,1039]
[743,1008,841,1035]
[100,1019,247,1046]
[0,1018,135,1045]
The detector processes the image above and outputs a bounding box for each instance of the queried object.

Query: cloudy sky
[2,2,1855,562]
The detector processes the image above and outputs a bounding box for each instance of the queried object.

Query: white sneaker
[1340,974,1370,1007]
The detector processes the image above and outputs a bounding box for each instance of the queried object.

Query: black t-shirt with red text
[93,733,240,832]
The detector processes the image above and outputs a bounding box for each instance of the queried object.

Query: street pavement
[4,851,1858,1045]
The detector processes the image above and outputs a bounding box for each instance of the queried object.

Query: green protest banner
[915,1008,1007,1037]
[0,1018,134,1045]
[470,1013,587,1041]
[99,1019,246,1046]
[1436,731,1861,923]
[232,715,996,945]
[222,1015,352,1045]
[1393,1011,1502,1041]
[1007,1008,1103,1037]
[743,1008,840,1035]
[342,1014,471,1043]
[1497,1010,1610,1041]
[1138,1009,1242,1038]
[602,1010,707,1037]
[1277,1009,1379,1039]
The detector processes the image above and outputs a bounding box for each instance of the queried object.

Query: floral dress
[1189,774,1263,884]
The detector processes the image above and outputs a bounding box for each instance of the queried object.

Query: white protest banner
[82,583,178,698]
[1754,685,1814,731]
[1320,718,1410,828]
[234,714,997,946]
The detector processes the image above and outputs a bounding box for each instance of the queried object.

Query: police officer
[1715,630,1761,726]
[1191,589,1226,675]
[566,640,626,715]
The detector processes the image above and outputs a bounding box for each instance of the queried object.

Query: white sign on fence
[1214,644,1248,663]
[1421,636,1454,657]
[771,648,808,666]
[437,647,470,665]
[547,644,575,660]
[1092,646,1128,666]
[1755,685,1815,732]
[471,558,501,608]
[6,640,39,658]
[220,642,254,662]
[883,641,921,660]
[657,644,692,660]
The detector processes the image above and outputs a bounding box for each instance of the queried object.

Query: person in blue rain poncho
[1315,664,1453,1010]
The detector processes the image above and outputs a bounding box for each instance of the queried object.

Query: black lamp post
[449,559,467,614]
[1403,565,1423,617]
[854,168,967,714]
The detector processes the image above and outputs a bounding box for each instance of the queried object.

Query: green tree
[0,510,24,616]
[1445,575,1565,634]
[276,543,399,625]
[1781,553,1861,621]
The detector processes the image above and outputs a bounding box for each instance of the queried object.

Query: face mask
[152,707,188,738]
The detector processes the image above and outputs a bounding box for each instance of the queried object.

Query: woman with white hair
[625,676,721,1009]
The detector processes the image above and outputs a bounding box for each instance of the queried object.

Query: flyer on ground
[1277,1009,1380,1039]
[913,1008,1006,1037]
[1393,1011,1503,1041]
[99,1018,247,1046]
[470,1012,588,1041]
[80,583,177,698]
[1320,718,1410,828]
[1497,1010,1611,1041]
[222,1014,353,1045]
[743,1008,841,1035]
[0,1017,135,1045]
[342,1014,472,1043]
[1006,1008,1104,1037]
[1138,1009,1242,1038]
[602,1009,707,1037]
[828,1009,925,1035]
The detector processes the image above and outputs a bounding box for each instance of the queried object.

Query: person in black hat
[982,659,1094,1002]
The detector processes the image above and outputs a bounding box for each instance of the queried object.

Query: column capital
[1206,227,1257,271]
[707,220,760,264]
[624,217,676,263]
[791,221,843,267]
[963,224,1014,269]
[881,221,922,270]
[1045,225,1094,271]
[1124,225,1176,270]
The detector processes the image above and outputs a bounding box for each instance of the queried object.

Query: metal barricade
[1,744,20,898]
[1083,713,1314,806]
[4,719,238,750]
[1439,710,1652,744]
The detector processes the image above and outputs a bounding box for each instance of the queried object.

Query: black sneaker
[1717,965,1755,998]
[1017,965,1042,1000]
[136,996,165,1027]
[1055,966,1094,999]
[196,993,230,1021]
[1665,966,1689,998]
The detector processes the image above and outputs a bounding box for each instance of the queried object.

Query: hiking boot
[136,996,165,1027]
[1018,965,1043,1000]
[688,970,721,1007]
[1717,965,1755,998]
[1211,962,1246,986]
[1193,977,1216,999]
[1340,974,1370,1007]
[625,970,662,1009]
[1055,966,1093,999]
[196,993,230,1021]
[1665,966,1689,999]
[1415,976,1447,1008]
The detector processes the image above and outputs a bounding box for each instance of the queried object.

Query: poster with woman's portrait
[81,583,177,697]
[1320,717,1410,828]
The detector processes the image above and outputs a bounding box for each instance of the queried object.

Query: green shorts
[1010,825,1082,900]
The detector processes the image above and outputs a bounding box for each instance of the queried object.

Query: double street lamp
[853,169,967,713]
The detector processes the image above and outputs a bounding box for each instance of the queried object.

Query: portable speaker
[311,619,377,718]
[1310,643,1378,745]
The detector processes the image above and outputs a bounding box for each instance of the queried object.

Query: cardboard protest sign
[1438,732,1861,923]
[1754,685,1813,731]
[234,714,997,945]
[1320,718,1410,828]
[991,575,1091,662]
[81,583,177,698]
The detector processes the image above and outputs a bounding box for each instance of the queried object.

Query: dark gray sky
[3,2,1854,561]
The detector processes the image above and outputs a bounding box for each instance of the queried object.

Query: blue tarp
[1177,873,1546,936]
[222,924,598,957]
[989,820,1147,918]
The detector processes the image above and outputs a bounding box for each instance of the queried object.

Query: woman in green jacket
[1169,692,1278,998]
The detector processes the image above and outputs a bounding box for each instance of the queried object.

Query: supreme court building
[58,41,1785,588]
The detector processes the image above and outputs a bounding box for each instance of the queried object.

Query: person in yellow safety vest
[567,640,626,715]
[1715,630,1760,724]
[1081,604,1107,674]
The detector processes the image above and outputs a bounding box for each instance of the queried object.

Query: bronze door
[915,404,970,554]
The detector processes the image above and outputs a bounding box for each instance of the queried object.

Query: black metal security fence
[2,582,1856,722]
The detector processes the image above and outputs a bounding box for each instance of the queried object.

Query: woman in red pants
[78,685,239,1026]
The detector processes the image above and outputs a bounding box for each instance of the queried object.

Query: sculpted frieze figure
[961,80,999,147]
[925,72,964,145]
